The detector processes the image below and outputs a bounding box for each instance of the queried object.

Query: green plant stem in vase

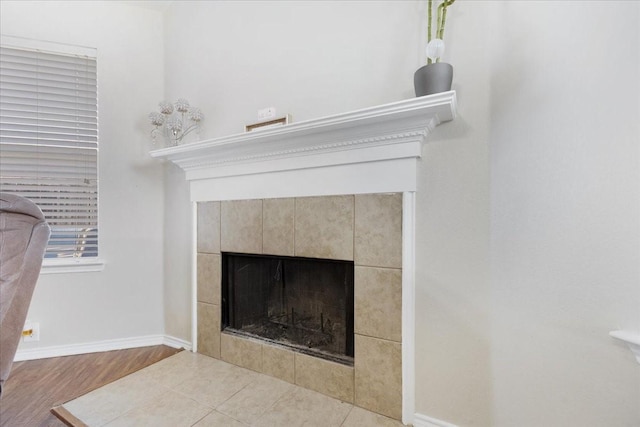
[426,0,455,64]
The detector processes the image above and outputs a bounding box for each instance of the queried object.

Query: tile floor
[61,351,405,427]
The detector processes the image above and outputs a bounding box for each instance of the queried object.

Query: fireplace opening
[222,252,354,365]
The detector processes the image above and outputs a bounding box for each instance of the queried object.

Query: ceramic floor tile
[216,374,294,424]
[192,410,248,426]
[138,350,227,387]
[103,391,212,427]
[173,363,259,408]
[341,406,405,426]
[252,387,352,427]
[62,370,167,426]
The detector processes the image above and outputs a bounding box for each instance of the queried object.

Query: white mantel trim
[154,92,457,426]
[403,192,417,424]
[150,91,456,193]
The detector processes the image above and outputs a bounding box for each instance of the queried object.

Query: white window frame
[0,35,104,273]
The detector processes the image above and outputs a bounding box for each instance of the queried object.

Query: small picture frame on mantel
[245,114,291,132]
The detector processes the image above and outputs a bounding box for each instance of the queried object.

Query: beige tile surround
[197,194,403,420]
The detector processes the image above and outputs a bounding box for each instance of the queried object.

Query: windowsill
[41,258,105,274]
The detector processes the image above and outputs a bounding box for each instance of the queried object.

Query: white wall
[162,0,422,138]
[419,1,640,426]
[415,1,493,423]
[1,1,167,350]
[488,2,640,426]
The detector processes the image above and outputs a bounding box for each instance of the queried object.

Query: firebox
[222,252,354,365]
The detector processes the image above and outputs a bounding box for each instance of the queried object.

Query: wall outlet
[23,321,40,342]
[258,107,276,121]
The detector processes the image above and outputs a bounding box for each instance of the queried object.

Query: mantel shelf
[149,91,457,182]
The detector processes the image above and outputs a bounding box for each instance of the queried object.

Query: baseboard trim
[162,335,192,351]
[14,334,192,362]
[413,412,459,427]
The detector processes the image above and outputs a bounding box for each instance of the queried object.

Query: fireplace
[152,92,458,424]
[222,253,354,364]
[195,194,404,419]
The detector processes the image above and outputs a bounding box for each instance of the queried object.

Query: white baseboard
[413,412,459,427]
[162,335,192,351]
[14,334,192,362]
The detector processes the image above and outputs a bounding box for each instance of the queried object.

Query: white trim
[189,158,419,202]
[40,258,105,274]
[162,335,192,351]
[402,192,417,426]
[14,334,191,362]
[413,412,459,427]
[150,91,456,187]
[185,134,424,182]
[191,202,198,353]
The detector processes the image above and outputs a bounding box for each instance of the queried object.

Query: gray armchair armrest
[0,193,51,397]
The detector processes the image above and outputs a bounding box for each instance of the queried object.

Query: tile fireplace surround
[151,91,457,425]
[197,194,403,419]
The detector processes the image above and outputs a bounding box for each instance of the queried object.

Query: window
[0,37,98,261]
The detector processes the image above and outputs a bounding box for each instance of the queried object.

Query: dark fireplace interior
[222,252,354,365]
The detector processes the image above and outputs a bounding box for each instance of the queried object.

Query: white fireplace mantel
[152,91,457,426]
[150,91,457,202]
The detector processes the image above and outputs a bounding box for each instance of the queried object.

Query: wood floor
[0,345,181,427]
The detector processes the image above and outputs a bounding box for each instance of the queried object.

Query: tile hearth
[60,351,404,427]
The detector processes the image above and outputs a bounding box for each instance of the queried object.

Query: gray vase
[414,62,453,97]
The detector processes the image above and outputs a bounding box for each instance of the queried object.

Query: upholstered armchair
[0,193,50,397]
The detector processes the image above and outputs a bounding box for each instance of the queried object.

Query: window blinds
[0,43,98,259]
